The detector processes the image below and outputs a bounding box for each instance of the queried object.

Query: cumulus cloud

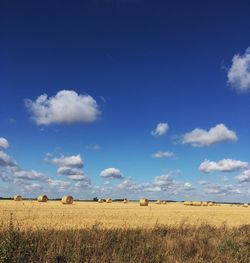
[199,180,207,185]
[152,151,174,158]
[47,179,71,191]
[25,90,100,125]
[204,184,241,196]
[181,124,237,147]
[46,153,90,183]
[183,182,194,191]
[154,174,174,187]
[48,154,84,168]
[100,168,123,179]
[68,174,90,182]
[117,170,186,195]
[228,47,250,92]
[0,138,9,149]
[199,159,249,173]
[14,169,47,181]
[152,122,169,137]
[24,183,43,193]
[0,151,17,167]
[236,170,250,183]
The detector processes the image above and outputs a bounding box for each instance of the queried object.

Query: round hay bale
[208,202,214,206]
[14,195,22,201]
[184,201,191,206]
[191,201,202,206]
[98,199,103,203]
[106,198,112,203]
[155,200,161,205]
[242,203,248,208]
[139,198,149,206]
[123,199,128,203]
[62,195,73,204]
[202,202,208,206]
[37,195,48,202]
[162,201,167,205]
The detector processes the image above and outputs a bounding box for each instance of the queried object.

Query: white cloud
[14,169,47,181]
[68,174,89,182]
[183,182,193,190]
[47,179,71,191]
[86,144,101,151]
[152,122,169,137]
[0,138,9,149]
[25,90,100,125]
[199,180,207,185]
[46,153,91,184]
[181,124,237,147]
[199,159,249,173]
[48,154,84,168]
[152,151,174,158]
[236,170,250,183]
[205,184,241,196]
[57,166,84,175]
[0,151,17,167]
[24,183,43,193]
[154,174,173,187]
[100,168,123,179]
[228,47,250,92]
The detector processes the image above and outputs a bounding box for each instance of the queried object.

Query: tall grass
[0,221,249,263]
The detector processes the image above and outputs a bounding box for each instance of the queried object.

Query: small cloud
[152,151,174,158]
[0,137,9,149]
[46,153,90,183]
[86,144,101,151]
[199,180,207,185]
[100,168,123,179]
[0,151,17,167]
[46,154,84,168]
[204,184,240,196]
[24,183,43,193]
[14,169,47,181]
[199,159,248,173]
[25,90,100,125]
[183,182,194,191]
[181,124,237,147]
[228,47,250,92]
[236,169,250,183]
[152,122,169,137]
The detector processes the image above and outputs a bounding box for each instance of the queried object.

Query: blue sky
[0,0,250,201]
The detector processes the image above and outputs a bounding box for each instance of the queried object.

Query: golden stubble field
[0,200,249,230]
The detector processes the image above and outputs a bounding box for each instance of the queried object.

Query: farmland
[0,200,249,262]
[0,200,249,230]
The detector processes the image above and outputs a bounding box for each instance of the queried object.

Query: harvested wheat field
[0,200,249,230]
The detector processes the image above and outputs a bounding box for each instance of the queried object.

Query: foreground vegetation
[0,221,249,263]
